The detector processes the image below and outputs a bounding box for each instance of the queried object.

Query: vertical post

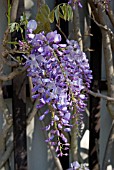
[89,19,102,169]
[12,73,27,170]
[12,1,27,169]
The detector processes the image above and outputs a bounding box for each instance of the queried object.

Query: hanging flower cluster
[20,20,92,156]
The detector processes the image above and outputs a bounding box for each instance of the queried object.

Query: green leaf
[41,4,50,17]
[20,13,28,27]
[60,4,67,21]
[48,10,54,23]
[54,6,59,23]
[15,23,19,32]
[9,22,18,32]
[43,4,50,15]
[36,5,50,23]
[67,5,73,21]
[58,12,64,20]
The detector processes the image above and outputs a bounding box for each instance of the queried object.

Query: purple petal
[39,114,45,121]
[64,128,71,132]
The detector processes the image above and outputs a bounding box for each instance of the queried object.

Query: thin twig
[56,24,67,40]
[0,143,13,169]
[8,54,20,63]
[2,57,19,67]
[107,4,114,28]
[88,90,114,101]
[90,14,114,38]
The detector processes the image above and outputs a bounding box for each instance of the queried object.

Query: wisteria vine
[19,19,92,157]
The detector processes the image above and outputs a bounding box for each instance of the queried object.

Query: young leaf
[48,10,54,23]
[67,5,73,21]
[61,4,67,21]
[54,6,59,23]
[41,4,50,17]
[58,12,64,20]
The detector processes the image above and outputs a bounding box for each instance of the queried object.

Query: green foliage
[48,10,54,23]
[9,22,21,33]
[9,13,28,42]
[20,13,28,27]
[49,3,73,23]
[9,13,28,33]
[35,3,73,33]
[8,3,73,34]
[35,4,51,33]
[8,3,73,43]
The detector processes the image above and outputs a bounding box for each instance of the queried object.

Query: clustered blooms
[68,161,89,170]
[21,20,92,157]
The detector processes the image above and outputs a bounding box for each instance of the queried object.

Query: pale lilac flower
[27,20,37,32]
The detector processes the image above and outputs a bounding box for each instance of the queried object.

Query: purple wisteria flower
[21,20,92,156]
[68,161,89,170]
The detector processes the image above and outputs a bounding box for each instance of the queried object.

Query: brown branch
[88,0,100,22]
[98,4,114,97]
[0,143,13,169]
[107,4,114,28]
[48,145,63,170]
[97,4,114,168]
[2,57,19,67]
[0,123,12,151]
[2,28,10,48]
[88,90,114,101]
[0,81,12,170]
[70,3,83,162]
[0,66,27,81]
[56,24,67,40]
[0,81,12,151]
[72,3,83,50]
[91,14,114,38]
